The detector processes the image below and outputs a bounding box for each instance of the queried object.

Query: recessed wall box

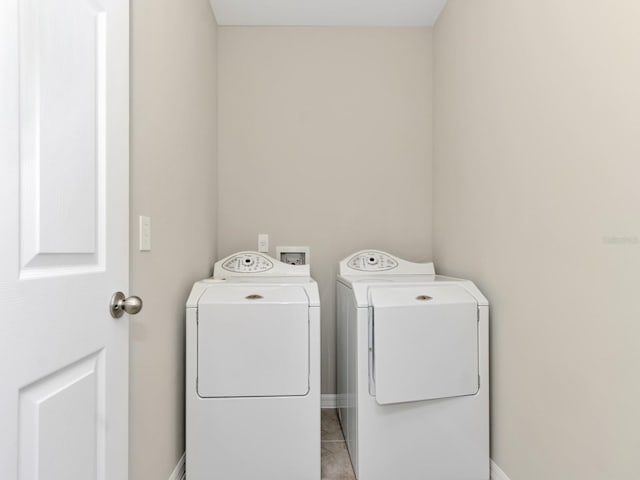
[276,246,311,266]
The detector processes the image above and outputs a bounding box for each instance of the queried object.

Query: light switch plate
[139,216,151,251]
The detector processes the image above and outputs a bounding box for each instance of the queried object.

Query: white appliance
[186,251,321,480]
[337,250,489,480]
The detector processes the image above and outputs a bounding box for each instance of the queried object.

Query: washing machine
[186,251,321,480]
[336,250,489,480]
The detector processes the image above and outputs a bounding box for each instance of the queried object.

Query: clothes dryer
[337,250,489,480]
[187,251,320,479]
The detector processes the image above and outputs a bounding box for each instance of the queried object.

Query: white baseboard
[176,441,506,480]
[491,460,511,480]
[321,393,337,408]
[169,452,185,480]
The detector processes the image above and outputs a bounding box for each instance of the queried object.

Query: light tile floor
[321,409,356,480]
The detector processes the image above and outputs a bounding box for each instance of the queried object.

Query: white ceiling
[209,0,448,27]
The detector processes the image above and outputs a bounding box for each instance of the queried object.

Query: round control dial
[242,257,255,267]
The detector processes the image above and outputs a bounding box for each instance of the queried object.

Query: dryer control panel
[222,253,274,274]
[340,250,435,276]
[347,252,398,272]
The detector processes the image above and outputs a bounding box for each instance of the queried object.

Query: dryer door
[197,285,309,398]
[370,285,478,405]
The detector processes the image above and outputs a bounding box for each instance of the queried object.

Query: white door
[0,0,131,478]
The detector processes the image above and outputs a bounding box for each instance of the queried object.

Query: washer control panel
[347,252,399,272]
[213,251,311,278]
[222,253,274,274]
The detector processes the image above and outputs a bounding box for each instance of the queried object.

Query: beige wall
[217,27,433,393]
[129,0,218,478]
[433,1,640,478]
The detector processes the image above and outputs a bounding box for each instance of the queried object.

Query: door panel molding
[18,0,107,278]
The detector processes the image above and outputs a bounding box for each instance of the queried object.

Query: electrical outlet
[258,234,269,253]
